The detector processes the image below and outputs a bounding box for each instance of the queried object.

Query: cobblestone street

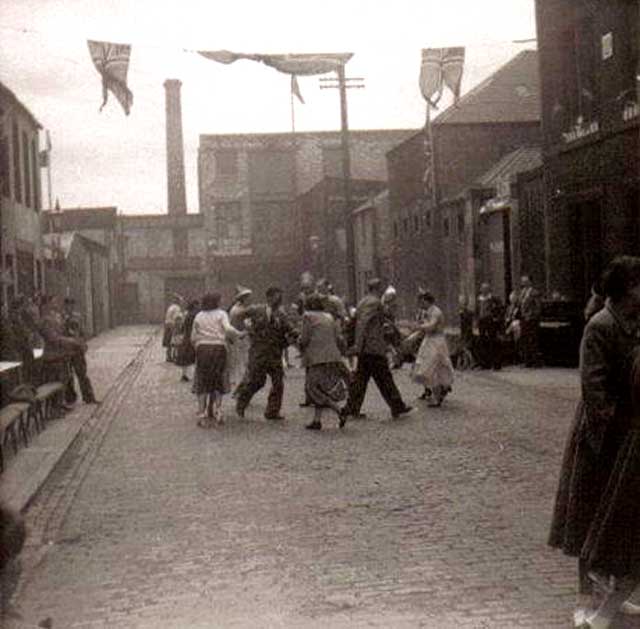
[5,327,640,628]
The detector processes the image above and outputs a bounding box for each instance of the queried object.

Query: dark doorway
[569,198,602,303]
[118,283,140,324]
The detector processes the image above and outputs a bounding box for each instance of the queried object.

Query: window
[424,210,432,230]
[12,122,21,203]
[215,201,243,239]
[457,211,465,239]
[31,139,39,211]
[0,130,9,198]
[413,214,420,232]
[403,217,409,234]
[22,131,31,208]
[248,150,294,199]
[215,150,238,177]
[443,215,450,238]
[393,221,399,239]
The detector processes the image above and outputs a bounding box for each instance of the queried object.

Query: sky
[0,0,537,215]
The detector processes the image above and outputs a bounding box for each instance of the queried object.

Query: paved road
[6,332,640,628]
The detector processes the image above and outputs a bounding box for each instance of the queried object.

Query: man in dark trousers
[518,275,542,367]
[235,286,297,420]
[63,297,99,404]
[476,282,504,370]
[340,278,413,423]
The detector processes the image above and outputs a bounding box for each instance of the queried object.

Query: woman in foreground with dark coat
[548,256,640,628]
[299,293,349,431]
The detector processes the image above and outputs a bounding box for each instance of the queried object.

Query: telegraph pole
[320,68,364,305]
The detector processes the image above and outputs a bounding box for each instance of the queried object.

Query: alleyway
[5,327,639,628]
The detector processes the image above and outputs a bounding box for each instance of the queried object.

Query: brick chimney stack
[164,79,187,215]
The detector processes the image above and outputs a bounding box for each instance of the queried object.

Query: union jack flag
[87,40,133,115]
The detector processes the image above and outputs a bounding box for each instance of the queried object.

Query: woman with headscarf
[411,289,454,407]
[299,293,349,430]
[548,256,640,628]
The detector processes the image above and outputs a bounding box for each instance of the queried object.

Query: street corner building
[0,81,46,310]
[535,0,640,305]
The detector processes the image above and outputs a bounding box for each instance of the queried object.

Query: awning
[479,197,511,215]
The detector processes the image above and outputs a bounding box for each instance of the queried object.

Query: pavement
[0,326,157,513]
[1,326,639,628]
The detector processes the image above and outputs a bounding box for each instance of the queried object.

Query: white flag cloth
[419,47,465,107]
[198,50,353,103]
[87,40,134,115]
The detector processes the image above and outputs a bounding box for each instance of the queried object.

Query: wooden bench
[0,402,31,472]
[34,382,66,427]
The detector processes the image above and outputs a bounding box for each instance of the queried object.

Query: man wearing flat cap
[341,278,413,423]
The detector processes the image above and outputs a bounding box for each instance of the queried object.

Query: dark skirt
[581,430,640,579]
[175,339,196,367]
[195,345,228,395]
[548,401,627,558]
[305,362,348,408]
[162,324,173,348]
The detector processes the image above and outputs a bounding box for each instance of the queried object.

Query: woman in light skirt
[411,290,454,407]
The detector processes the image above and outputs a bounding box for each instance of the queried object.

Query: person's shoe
[180,375,190,382]
[84,398,101,405]
[265,414,285,421]
[299,402,312,408]
[392,405,413,419]
[305,421,322,430]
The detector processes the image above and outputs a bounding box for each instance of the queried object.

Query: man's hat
[234,285,252,301]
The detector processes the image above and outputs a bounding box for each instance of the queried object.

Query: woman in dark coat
[176,300,199,382]
[299,293,349,431]
[548,256,640,628]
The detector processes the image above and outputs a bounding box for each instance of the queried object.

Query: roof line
[433,49,537,125]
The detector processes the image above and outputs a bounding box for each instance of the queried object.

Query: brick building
[0,81,45,310]
[352,189,394,301]
[535,0,640,302]
[118,213,206,322]
[43,232,111,335]
[387,50,542,319]
[298,177,386,301]
[198,129,415,304]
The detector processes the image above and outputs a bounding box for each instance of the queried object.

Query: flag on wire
[419,47,465,204]
[39,130,52,168]
[419,47,465,107]
[87,40,134,115]
[198,50,353,103]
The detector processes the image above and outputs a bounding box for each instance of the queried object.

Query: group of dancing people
[161,276,456,430]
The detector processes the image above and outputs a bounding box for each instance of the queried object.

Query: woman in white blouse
[191,292,245,427]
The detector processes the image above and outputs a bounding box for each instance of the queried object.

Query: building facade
[535,0,640,302]
[387,51,542,320]
[298,177,386,300]
[118,214,207,323]
[198,129,415,304]
[43,232,111,336]
[0,82,44,311]
[352,189,394,301]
